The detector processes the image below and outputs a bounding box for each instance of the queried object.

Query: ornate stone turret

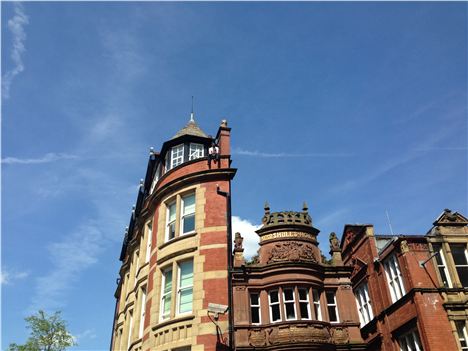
[329,232,343,265]
[256,203,321,265]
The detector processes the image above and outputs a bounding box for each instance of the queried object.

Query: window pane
[251,308,260,324]
[270,291,279,303]
[168,223,176,240]
[457,267,468,287]
[284,289,294,301]
[164,270,172,294]
[285,303,295,319]
[183,194,195,214]
[168,203,176,221]
[183,214,195,233]
[452,245,468,265]
[300,303,309,319]
[163,296,171,315]
[326,291,335,303]
[180,261,193,287]
[298,289,307,300]
[328,306,337,322]
[179,289,193,313]
[251,293,259,305]
[272,304,281,321]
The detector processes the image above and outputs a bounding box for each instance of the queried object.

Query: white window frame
[313,290,322,321]
[451,244,468,287]
[145,221,152,263]
[282,288,297,321]
[250,293,261,325]
[160,267,172,321]
[433,244,452,288]
[355,283,373,325]
[384,255,406,303]
[170,144,184,169]
[134,250,140,284]
[150,164,161,194]
[127,309,134,350]
[189,143,204,160]
[139,286,146,338]
[165,201,177,241]
[298,288,311,320]
[456,321,468,351]
[398,330,422,351]
[268,290,282,323]
[326,291,339,323]
[180,193,196,235]
[177,260,194,315]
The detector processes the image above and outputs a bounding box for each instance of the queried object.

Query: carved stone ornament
[329,232,340,251]
[268,242,317,263]
[249,329,267,347]
[400,240,410,253]
[262,211,312,227]
[265,324,331,345]
[234,232,244,251]
[331,326,349,344]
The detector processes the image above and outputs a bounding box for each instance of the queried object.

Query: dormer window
[189,143,204,160]
[170,144,184,169]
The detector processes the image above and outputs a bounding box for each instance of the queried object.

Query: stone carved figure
[268,242,317,263]
[249,329,267,347]
[329,232,340,251]
[234,232,244,251]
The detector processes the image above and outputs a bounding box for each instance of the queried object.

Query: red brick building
[111,119,468,351]
[340,216,467,351]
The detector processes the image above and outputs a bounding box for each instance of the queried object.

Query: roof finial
[190,96,195,122]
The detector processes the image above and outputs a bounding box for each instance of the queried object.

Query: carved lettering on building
[261,231,313,242]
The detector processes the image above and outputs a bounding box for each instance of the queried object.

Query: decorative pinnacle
[149,147,154,155]
[221,119,228,127]
[190,96,195,122]
[303,202,308,212]
[264,201,270,215]
[139,179,144,186]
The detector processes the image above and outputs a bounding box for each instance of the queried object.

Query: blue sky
[2,2,467,349]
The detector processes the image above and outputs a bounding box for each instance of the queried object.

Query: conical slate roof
[172,119,208,139]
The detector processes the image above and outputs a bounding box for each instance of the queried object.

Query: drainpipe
[217,181,234,350]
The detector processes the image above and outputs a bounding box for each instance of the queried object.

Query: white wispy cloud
[1,268,29,285]
[233,148,353,158]
[2,2,29,99]
[232,216,261,259]
[30,222,104,311]
[2,152,78,165]
[73,328,97,343]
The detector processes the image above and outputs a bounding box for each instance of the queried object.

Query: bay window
[181,194,196,235]
[139,286,146,338]
[355,283,373,325]
[169,144,184,170]
[177,260,194,315]
[383,255,405,303]
[456,321,468,351]
[160,267,172,321]
[298,288,311,320]
[398,330,422,351]
[451,244,468,287]
[269,290,281,322]
[145,221,152,263]
[250,293,261,324]
[432,244,451,287]
[313,290,322,321]
[166,202,176,241]
[283,288,296,320]
[189,143,204,160]
[326,291,339,323]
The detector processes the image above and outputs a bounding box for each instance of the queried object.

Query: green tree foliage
[8,310,76,351]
